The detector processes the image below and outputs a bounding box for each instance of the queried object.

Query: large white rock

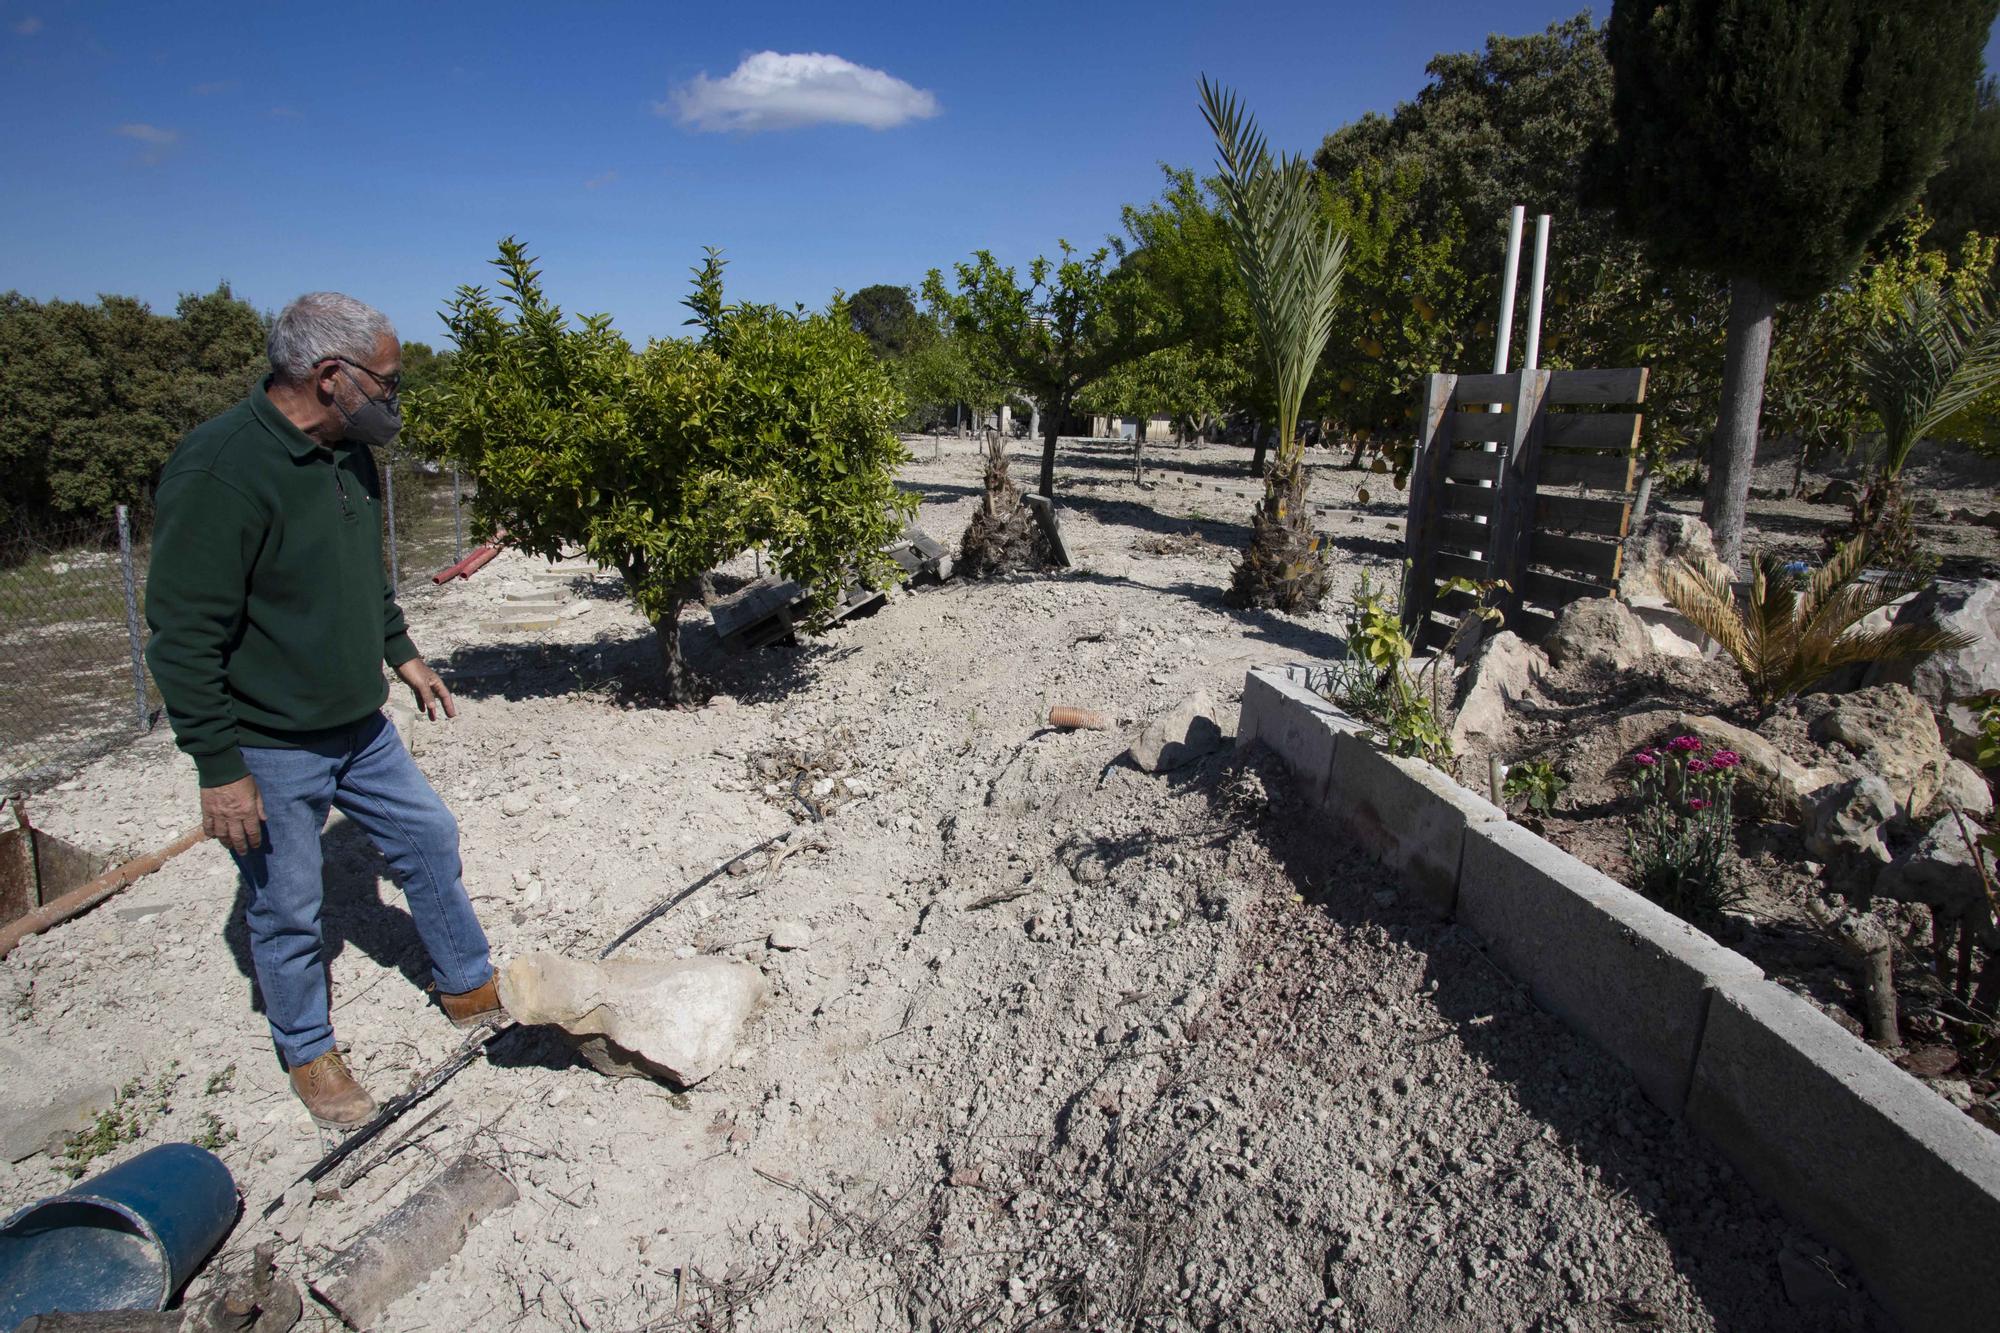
[1619,512,1723,605]
[1449,630,1547,752]
[1128,689,1224,773]
[1802,684,1952,817]
[498,953,765,1087]
[1866,578,2000,759]
[1545,597,1652,675]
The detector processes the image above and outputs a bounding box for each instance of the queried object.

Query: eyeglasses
[324,356,401,398]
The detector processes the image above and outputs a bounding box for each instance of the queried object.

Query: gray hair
[267,292,397,382]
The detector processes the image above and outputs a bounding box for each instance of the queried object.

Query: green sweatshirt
[144,380,418,786]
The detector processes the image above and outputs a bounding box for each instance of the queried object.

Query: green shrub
[409,240,915,702]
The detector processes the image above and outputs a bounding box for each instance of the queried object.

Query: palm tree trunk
[1704,276,1778,571]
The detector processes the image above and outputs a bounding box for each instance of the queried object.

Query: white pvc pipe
[1523,214,1551,370]
[1492,205,1525,375]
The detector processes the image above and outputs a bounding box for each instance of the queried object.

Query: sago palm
[1200,76,1348,612]
[1660,537,1974,713]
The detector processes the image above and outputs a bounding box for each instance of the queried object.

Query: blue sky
[4,2,1998,347]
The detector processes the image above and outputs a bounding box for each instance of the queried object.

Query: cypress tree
[1589,0,1996,568]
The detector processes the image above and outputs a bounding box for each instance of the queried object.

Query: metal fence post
[451,466,464,561]
[383,450,400,588]
[115,504,148,731]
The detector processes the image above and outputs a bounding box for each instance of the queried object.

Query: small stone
[500,792,533,818]
[767,920,812,951]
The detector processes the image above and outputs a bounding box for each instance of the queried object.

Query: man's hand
[395,656,457,721]
[202,776,265,854]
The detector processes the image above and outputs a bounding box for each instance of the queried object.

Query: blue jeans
[233,711,492,1068]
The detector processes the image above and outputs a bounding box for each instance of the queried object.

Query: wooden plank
[1437,516,1495,552]
[1487,369,1551,615]
[1547,368,1648,405]
[1433,551,1491,582]
[1544,413,1642,451]
[1443,448,1504,482]
[1529,530,1623,582]
[1400,372,1458,639]
[1450,372,1518,404]
[1535,492,1632,537]
[1540,450,1637,491]
[1449,411,1513,444]
[1524,567,1611,609]
[1438,481,1496,516]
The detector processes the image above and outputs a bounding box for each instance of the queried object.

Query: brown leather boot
[288,1051,377,1131]
[436,974,506,1029]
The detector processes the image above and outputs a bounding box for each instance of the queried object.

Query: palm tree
[1837,281,2000,573]
[1200,77,1348,612]
[1661,536,1974,713]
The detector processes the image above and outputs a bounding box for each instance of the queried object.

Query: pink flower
[1631,751,1658,767]
[1687,797,1709,811]
[1668,735,1704,753]
[1710,750,1741,769]
[1686,758,1709,773]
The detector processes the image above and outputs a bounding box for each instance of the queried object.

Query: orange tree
[408,240,913,704]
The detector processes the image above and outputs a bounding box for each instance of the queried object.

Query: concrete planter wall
[1239,664,2000,1333]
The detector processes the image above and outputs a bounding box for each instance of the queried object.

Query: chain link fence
[1,453,473,793]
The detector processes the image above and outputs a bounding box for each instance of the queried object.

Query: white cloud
[113,122,179,165]
[12,16,43,36]
[585,170,618,190]
[114,123,178,146]
[666,51,939,133]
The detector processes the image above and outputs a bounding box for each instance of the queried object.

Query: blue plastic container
[0,1142,237,1325]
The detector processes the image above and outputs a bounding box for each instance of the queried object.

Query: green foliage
[846,284,923,359]
[1593,0,1995,302]
[409,239,914,701]
[1625,738,1745,921]
[1201,77,1349,613]
[1200,78,1348,461]
[1503,758,1568,815]
[0,286,267,528]
[1660,537,1976,711]
[1109,167,1259,439]
[1856,278,2000,478]
[1924,76,2000,254]
[924,239,1168,497]
[63,1064,177,1179]
[1312,571,1453,768]
[1974,692,2000,771]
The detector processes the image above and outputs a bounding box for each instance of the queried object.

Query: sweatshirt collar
[252,377,335,459]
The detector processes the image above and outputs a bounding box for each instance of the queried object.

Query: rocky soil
[0,435,1889,1330]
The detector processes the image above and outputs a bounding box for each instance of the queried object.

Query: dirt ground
[0,435,1894,1331]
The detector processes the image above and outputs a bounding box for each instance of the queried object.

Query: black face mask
[335,365,403,446]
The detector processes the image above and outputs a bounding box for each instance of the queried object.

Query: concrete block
[1457,820,1763,1112]
[1236,667,1363,806]
[1324,739,1504,917]
[1686,982,2000,1333]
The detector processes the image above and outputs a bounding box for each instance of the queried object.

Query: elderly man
[145,292,502,1131]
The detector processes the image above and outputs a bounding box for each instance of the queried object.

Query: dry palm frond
[1660,537,1976,710]
[958,431,1053,577]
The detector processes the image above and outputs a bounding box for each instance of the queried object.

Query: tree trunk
[1631,468,1655,526]
[1704,276,1778,571]
[1250,421,1272,477]
[653,597,700,706]
[1038,410,1062,499]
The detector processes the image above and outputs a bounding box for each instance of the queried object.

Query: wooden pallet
[709,527,952,653]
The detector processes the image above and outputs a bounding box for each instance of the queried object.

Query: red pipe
[431,526,510,584]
